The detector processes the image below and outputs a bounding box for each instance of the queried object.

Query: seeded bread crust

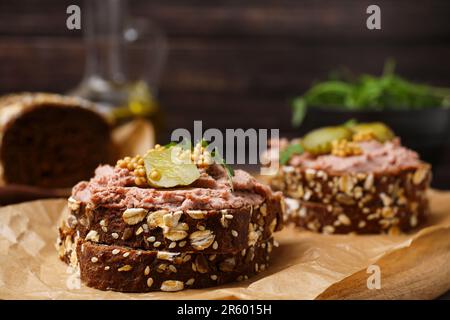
[63,197,283,254]
[271,165,431,206]
[284,197,428,234]
[0,93,113,188]
[271,164,431,234]
[59,235,274,292]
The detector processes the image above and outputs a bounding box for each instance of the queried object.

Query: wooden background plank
[1,38,449,128]
[0,0,450,187]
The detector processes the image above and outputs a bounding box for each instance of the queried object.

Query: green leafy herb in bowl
[291,61,450,126]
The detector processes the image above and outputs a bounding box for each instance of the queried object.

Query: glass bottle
[69,0,167,140]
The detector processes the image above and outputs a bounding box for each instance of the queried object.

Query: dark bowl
[298,107,450,188]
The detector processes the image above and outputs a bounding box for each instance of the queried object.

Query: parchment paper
[0,190,449,300]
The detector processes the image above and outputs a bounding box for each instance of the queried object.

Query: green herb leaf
[200,139,209,148]
[164,140,191,150]
[163,141,178,148]
[211,148,234,191]
[279,143,304,165]
[210,148,234,176]
[291,98,307,127]
[222,161,235,178]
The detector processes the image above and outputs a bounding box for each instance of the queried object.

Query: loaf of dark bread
[0,93,113,188]
[59,233,274,292]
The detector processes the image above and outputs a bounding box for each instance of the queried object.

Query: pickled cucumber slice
[351,122,394,142]
[143,146,200,188]
[302,126,353,155]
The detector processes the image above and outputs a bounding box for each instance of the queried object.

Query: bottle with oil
[70,0,167,141]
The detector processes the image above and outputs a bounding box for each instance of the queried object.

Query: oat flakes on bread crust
[58,234,275,292]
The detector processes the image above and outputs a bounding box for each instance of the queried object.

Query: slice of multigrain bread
[62,196,280,254]
[272,164,431,234]
[58,156,284,292]
[59,234,275,292]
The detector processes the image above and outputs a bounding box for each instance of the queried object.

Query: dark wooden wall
[1,0,450,187]
[1,0,450,134]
